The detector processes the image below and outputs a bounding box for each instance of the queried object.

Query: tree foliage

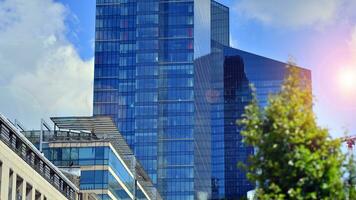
[239,65,345,199]
[345,152,356,199]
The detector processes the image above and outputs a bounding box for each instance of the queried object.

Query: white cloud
[0,0,93,128]
[235,0,342,29]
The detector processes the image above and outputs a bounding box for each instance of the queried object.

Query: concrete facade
[0,141,69,200]
[0,113,79,200]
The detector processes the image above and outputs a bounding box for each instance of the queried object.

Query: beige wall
[0,142,70,200]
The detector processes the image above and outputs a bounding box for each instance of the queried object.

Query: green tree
[239,65,345,199]
[345,152,356,199]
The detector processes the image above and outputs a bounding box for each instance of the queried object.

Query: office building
[93,0,311,199]
[211,1,229,49]
[195,45,311,199]
[0,114,79,200]
[93,0,228,199]
[23,116,161,200]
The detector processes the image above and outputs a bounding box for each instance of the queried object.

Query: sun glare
[339,68,356,92]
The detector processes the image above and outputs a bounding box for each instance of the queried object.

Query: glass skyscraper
[93,0,311,199]
[94,0,216,199]
[211,1,229,48]
[195,45,311,199]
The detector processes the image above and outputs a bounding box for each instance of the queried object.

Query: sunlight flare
[339,68,356,92]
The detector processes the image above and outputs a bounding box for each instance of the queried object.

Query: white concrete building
[0,114,79,200]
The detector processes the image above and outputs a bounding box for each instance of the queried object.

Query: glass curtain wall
[211,0,229,48]
[94,0,205,199]
[135,0,160,190]
[158,1,195,199]
[94,0,137,147]
[43,145,149,200]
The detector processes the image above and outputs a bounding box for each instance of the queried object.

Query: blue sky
[0,0,355,137]
[59,0,95,60]
[58,0,356,136]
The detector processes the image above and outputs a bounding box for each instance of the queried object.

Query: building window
[35,190,41,200]
[137,2,159,12]
[80,170,108,190]
[16,175,24,200]
[137,15,158,25]
[0,161,2,192]
[26,183,33,200]
[8,169,14,200]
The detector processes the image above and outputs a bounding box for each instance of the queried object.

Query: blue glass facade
[43,145,134,199]
[195,45,311,199]
[211,1,229,48]
[209,2,230,199]
[42,143,150,200]
[93,0,214,199]
[93,0,311,199]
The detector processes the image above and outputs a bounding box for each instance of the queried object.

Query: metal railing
[0,121,77,200]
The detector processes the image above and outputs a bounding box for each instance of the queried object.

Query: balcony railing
[0,121,77,200]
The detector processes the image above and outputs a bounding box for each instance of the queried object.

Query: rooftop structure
[23,116,161,200]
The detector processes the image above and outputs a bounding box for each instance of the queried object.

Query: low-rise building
[0,114,79,200]
[23,116,161,200]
